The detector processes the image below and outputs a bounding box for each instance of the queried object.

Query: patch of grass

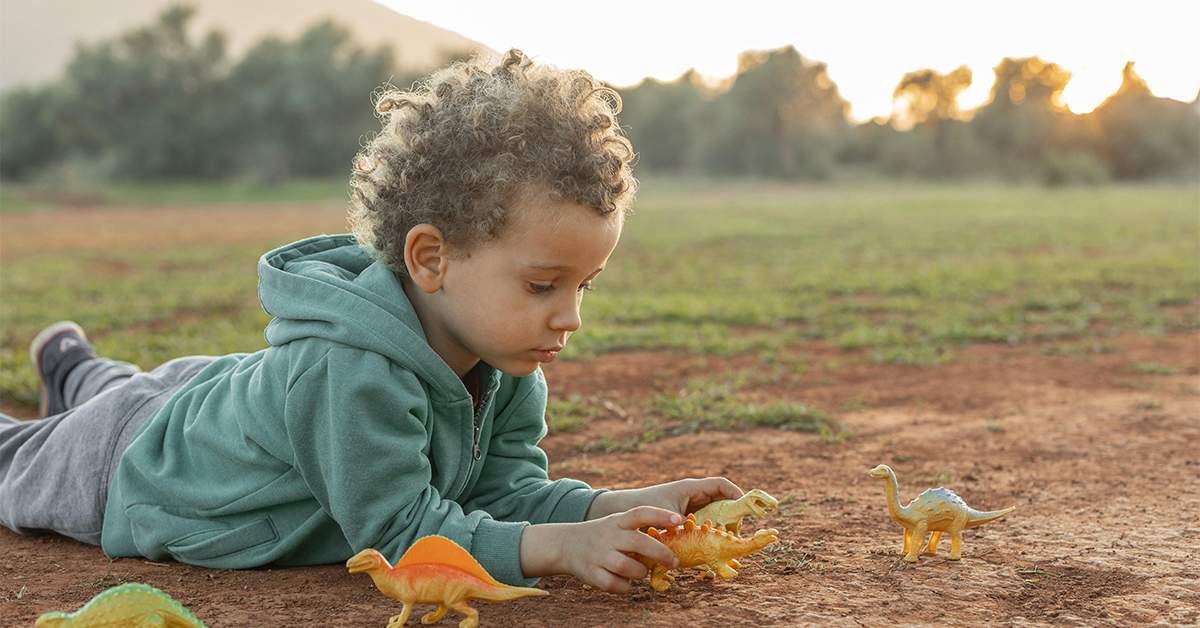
[647,381,833,434]
[1,585,27,601]
[817,423,855,443]
[760,543,814,569]
[839,394,869,412]
[1133,398,1164,410]
[545,394,607,434]
[1040,340,1122,356]
[911,470,955,484]
[1133,361,1180,375]
[574,431,662,453]
[91,560,131,589]
[1017,566,1060,587]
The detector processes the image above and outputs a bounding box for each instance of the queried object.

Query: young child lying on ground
[0,49,741,592]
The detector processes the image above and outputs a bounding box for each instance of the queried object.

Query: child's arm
[518,506,684,592]
[584,477,744,521]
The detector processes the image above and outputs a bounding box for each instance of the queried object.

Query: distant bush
[1043,150,1108,186]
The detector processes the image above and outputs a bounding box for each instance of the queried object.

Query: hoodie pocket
[127,504,278,563]
[166,517,278,561]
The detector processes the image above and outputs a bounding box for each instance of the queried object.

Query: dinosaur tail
[965,506,1015,527]
[482,585,549,603]
[35,614,68,628]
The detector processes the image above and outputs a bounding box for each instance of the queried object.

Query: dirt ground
[2,330,1197,627]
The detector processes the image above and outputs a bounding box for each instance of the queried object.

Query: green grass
[1,177,349,211]
[1,180,1197,412]
[572,181,1199,360]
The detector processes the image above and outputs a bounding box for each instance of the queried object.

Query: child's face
[428,193,622,378]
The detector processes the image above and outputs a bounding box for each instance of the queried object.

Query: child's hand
[520,507,683,593]
[585,477,743,521]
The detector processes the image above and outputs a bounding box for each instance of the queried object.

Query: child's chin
[495,361,541,378]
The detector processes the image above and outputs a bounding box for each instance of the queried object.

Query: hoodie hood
[257,234,467,401]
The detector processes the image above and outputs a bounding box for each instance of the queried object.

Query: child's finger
[626,530,680,570]
[615,505,681,531]
[587,567,633,594]
[603,552,652,581]
[709,476,744,500]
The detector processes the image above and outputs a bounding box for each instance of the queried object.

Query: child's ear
[404,224,449,293]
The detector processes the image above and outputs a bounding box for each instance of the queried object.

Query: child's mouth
[533,349,559,363]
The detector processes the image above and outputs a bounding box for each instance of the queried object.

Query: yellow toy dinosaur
[36,583,207,628]
[691,488,779,536]
[870,464,1015,562]
[637,513,778,591]
[347,536,547,628]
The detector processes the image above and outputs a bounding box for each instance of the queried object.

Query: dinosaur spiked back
[395,535,501,586]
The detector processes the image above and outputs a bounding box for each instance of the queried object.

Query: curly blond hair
[348,49,637,277]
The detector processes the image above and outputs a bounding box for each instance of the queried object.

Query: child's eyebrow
[524,262,605,274]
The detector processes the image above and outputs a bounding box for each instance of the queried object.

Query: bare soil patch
[3,332,1198,627]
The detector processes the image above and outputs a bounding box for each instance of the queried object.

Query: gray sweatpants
[0,355,214,545]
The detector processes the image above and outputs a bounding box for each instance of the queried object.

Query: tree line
[2,5,1197,184]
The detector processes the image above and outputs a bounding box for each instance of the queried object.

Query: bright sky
[376,0,1199,122]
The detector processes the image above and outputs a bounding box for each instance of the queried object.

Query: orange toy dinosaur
[347,536,547,628]
[637,513,778,591]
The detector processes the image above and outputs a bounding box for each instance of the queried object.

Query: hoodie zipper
[452,386,492,500]
[471,388,491,461]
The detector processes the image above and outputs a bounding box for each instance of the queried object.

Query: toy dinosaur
[870,464,1015,562]
[636,513,778,591]
[347,535,548,628]
[691,488,779,536]
[36,582,207,628]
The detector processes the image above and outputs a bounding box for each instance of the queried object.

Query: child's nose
[550,297,582,333]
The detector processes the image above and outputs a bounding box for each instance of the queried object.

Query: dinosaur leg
[650,565,675,591]
[450,601,478,628]
[700,565,717,580]
[714,563,739,579]
[388,603,413,628]
[923,531,943,554]
[948,531,963,560]
[729,559,742,569]
[904,521,927,562]
[902,527,914,555]
[422,605,449,624]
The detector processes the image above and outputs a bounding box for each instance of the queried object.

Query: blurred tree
[617,70,708,173]
[697,46,850,178]
[970,56,1072,179]
[56,5,237,177]
[0,86,66,180]
[227,21,395,181]
[1089,62,1200,179]
[892,65,972,174]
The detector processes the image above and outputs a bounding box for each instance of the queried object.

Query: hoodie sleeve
[460,369,607,529]
[283,347,530,584]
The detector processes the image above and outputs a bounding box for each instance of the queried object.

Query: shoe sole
[29,321,88,419]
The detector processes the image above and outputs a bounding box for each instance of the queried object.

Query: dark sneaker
[29,321,96,418]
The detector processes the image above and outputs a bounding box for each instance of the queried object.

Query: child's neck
[401,277,478,377]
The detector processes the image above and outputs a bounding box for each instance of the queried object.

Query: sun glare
[379,1,1199,122]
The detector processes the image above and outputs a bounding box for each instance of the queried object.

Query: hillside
[0,0,491,91]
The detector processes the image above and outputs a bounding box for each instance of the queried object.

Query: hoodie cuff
[472,518,534,587]
[550,486,609,523]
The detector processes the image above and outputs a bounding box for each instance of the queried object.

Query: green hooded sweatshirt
[101,235,602,585]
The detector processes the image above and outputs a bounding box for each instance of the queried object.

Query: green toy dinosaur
[36,583,208,628]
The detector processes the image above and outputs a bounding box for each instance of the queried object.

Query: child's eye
[578,283,595,292]
[529,282,554,294]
